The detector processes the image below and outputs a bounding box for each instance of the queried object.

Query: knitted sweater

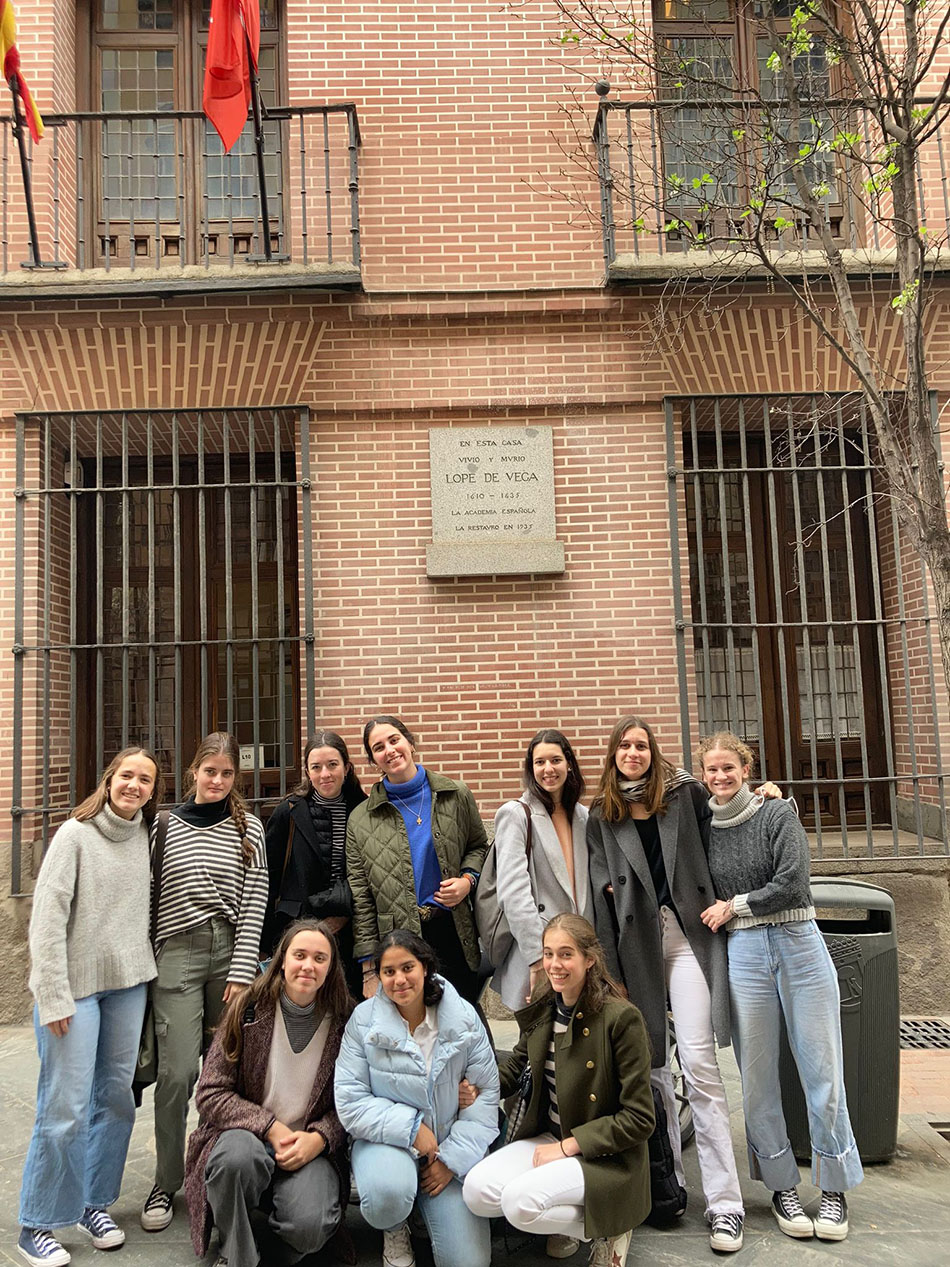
[28,803,157,1025]
[706,798,815,926]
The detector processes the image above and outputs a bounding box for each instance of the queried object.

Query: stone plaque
[427,426,565,576]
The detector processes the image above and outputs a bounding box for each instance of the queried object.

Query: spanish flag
[1,0,44,143]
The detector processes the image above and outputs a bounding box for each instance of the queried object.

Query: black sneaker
[141,1184,174,1231]
[771,1188,813,1238]
[709,1212,744,1253]
[814,1191,849,1241]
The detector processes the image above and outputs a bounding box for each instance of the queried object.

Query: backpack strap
[521,799,533,865]
[276,815,296,909]
[150,809,170,946]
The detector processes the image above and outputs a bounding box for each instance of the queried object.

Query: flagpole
[243,27,272,262]
[7,72,44,268]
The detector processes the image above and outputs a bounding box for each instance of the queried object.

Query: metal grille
[11,408,317,895]
[900,1019,950,1050]
[667,393,950,860]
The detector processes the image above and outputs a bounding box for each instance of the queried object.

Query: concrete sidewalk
[1,1020,948,1266]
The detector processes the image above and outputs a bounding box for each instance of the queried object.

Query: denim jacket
[334,976,499,1178]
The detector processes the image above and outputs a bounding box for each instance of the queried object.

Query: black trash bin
[778,878,899,1164]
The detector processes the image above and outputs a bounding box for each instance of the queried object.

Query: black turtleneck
[173,796,232,828]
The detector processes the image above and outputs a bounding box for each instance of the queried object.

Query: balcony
[592,95,950,284]
[1,104,361,295]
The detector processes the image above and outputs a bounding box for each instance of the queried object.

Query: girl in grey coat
[587,715,748,1255]
[492,729,593,1012]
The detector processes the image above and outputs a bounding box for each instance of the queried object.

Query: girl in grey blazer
[492,730,593,1012]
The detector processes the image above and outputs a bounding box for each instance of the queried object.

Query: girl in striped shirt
[141,732,268,1234]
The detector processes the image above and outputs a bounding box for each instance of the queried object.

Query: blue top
[334,975,500,1177]
[383,765,442,907]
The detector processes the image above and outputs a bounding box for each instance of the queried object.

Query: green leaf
[891,279,920,313]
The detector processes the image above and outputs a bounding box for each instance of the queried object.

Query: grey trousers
[205,1129,341,1267]
[153,918,234,1192]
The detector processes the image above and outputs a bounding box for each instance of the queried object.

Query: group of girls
[18,710,862,1267]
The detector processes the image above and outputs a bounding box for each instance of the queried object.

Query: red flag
[202,0,260,153]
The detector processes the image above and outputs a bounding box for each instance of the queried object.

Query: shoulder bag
[133,809,170,1103]
[474,799,532,969]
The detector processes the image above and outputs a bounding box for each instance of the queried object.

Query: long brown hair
[187,732,255,864]
[593,715,675,822]
[72,747,164,826]
[219,918,354,1063]
[533,913,627,1014]
[523,729,585,818]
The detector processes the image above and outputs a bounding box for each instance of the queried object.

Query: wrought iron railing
[592,96,950,273]
[1,104,361,276]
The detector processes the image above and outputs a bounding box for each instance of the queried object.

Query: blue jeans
[352,1140,491,1267]
[19,984,147,1228]
[727,922,864,1193]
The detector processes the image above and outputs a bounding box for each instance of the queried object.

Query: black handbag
[502,1061,533,1144]
[133,810,170,1105]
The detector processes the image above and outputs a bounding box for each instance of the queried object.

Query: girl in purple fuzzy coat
[184,919,354,1267]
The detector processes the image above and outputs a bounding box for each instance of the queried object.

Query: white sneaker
[588,1228,632,1267]
[382,1222,415,1267]
[709,1212,744,1252]
[814,1191,848,1241]
[547,1233,581,1258]
[771,1188,813,1238]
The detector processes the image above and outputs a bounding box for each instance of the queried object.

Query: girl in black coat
[261,731,367,995]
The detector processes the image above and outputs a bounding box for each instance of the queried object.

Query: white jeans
[657,906,744,1218]
[463,1134,587,1241]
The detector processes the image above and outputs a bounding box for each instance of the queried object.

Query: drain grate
[900,1018,950,1049]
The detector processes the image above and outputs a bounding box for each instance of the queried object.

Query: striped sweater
[151,799,268,984]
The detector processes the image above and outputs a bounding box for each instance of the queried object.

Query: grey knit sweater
[28,803,157,1024]
[706,798,815,926]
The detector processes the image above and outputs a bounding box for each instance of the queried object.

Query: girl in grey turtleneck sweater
[19,746,162,1267]
[698,732,863,1246]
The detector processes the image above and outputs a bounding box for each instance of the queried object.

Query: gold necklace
[388,780,429,826]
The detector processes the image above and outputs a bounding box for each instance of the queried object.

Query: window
[80,0,284,262]
[10,409,312,883]
[679,395,889,830]
[653,0,846,243]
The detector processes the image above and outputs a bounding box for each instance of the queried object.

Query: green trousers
[152,917,235,1193]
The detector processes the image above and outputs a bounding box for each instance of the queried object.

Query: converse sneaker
[588,1228,632,1267]
[771,1188,814,1238]
[814,1191,849,1241]
[77,1207,125,1249]
[140,1184,174,1231]
[547,1234,581,1258]
[16,1228,71,1267]
[382,1221,415,1267]
[709,1212,744,1253]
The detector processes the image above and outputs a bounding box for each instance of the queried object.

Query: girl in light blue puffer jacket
[335,930,498,1267]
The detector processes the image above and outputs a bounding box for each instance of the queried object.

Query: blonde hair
[696,731,756,779]
[73,747,163,825]
[187,732,254,865]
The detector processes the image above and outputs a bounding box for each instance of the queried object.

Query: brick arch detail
[0,319,327,412]
[656,300,919,397]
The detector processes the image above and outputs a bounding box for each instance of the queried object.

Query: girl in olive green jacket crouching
[463,914,655,1267]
